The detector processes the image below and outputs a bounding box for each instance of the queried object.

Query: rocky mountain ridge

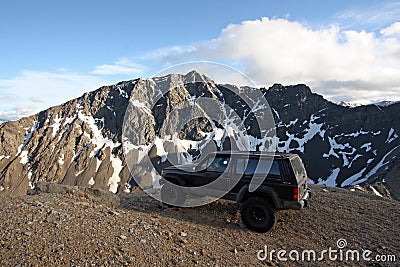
[0,71,399,199]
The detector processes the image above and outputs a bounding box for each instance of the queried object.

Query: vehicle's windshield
[198,155,230,172]
[207,157,230,172]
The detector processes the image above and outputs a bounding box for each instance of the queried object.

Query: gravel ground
[0,185,399,266]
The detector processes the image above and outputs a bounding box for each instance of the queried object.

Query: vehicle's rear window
[291,157,306,177]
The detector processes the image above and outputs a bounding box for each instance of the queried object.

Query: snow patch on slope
[343,130,369,137]
[385,128,398,144]
[63,114,78,126]
[369,185,383,197]
[17,121,38,154]
[361,142,372,152]
[20,151,29,164]
[0,155,10,161]
[117,86,129,99]
[319,168,340,186]
[76,111,123,192]
[77,113,120,157]
[277,114,325,153]
[51,115,62,138]
[58,154,64,165]
[348,154,362,168]
[28,171,34,189]
[109,155,123,193]
[361,144,400,182]
[342,167,367,186]
[95,158,102,172]
[75,170,84,177]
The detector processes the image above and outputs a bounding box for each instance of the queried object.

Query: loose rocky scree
[0,184,399,266]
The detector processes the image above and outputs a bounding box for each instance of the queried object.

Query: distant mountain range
[339,100,400,108]
[0,71,399,199]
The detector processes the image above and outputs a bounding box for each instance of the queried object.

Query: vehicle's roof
[212,151,298,159]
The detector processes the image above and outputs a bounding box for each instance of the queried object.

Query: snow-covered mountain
[338,101,362,108]
[338,100,400,108]
[373,100,400,107]
[0,71,399,199]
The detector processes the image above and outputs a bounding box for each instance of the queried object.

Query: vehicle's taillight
[293,187,299,201]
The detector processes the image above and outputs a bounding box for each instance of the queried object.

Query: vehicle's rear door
[290,156,308,198]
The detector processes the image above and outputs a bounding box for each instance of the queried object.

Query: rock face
[0,71,399,198]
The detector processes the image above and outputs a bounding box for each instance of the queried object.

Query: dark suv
[160,151,310,232]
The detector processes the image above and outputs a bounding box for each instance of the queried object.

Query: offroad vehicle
[160,151,310,233]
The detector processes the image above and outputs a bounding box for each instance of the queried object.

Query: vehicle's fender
[236,184,282,209]
[162,175,186,186]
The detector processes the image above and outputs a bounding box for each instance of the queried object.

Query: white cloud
[0,70,110,121]
[381,21,400,36]
[30,97,44,103]
[0,105,37,121]
[0,95,12,100]
[91,59,145,75]
[143,45,198,61]
[148,17,400,104]
[0,59,146,121]
[0,70,107,94]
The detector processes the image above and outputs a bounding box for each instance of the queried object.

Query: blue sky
[1,0,400,120]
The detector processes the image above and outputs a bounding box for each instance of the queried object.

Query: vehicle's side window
[243,159,281,179]
[235,158,247,174]
[207,156,230,173]
[244,159,259,175]
[269,161,281,179]
[253,159,270,175]
[198,157,211,170]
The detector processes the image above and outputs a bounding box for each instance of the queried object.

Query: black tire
[241,197,276,233]
[160,183,186,206]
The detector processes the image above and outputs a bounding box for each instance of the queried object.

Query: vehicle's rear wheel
[241,197,276,233]
[160,183,186,206]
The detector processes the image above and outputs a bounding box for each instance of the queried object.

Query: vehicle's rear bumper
[282,188,311,210]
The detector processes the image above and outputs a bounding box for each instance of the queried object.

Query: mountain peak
[269,83,311,93]
[151,70,214,86]
[338,101,362,108]
[183,70,213,84]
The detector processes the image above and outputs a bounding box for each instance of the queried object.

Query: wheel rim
[250,206,266,221]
